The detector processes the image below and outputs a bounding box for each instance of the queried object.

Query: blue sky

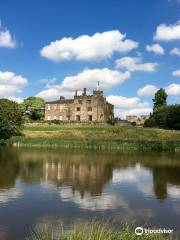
[0,0,180,118]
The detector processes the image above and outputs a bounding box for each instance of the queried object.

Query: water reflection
[0,147,180,202]
[0,147,180,239]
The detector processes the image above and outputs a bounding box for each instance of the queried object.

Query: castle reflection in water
[0,147,180,202]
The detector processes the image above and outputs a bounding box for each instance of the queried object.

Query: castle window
[77,107,81,111]
[78,99,82,104]
[87,100,91,104]
[59,116,62,120]
[53,116,57,120]
[89,115,92,121]
[47,116,51,120]
[47,105,50,110]
[88,107,92,112]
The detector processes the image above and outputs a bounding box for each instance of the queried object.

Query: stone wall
[45,88,113,122]
[126,115,149,125]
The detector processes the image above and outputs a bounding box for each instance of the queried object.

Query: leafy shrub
[166,104,180,130]
[144,116,156,128]
[131,121,136,126]
[51,120,62,124]
[107,116,117,125]
[0,99,23,140]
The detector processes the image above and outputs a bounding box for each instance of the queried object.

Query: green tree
[166,104,180,130]
[107,115,117,125]
[153,105,168,129]
[21,97,45,121]
[0,99,23,140]
[144,114,156,128]
[153,88,167,111]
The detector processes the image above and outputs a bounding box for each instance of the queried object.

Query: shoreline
[3,124,180,152]
[11,137,180,152]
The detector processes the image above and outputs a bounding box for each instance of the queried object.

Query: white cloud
[37,68,131,101]
[137,83,180,97]
[0,70,28,98]
[172,69,180,77]
[8,96,23,103]
[58,186,128,211]
[40,30,138,62]
[137,85,158,96]
[112,164,153,196]
[146,44,165,55]
[154,21,180,41]
[106,95,152,119]
[0,188,22,203]
[115,56,157,72]
[167,185,180,199]
[166,83,180,95]
[170,47,180,56]
[0,28,16,48]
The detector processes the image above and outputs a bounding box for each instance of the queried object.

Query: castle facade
[45,88,114,122]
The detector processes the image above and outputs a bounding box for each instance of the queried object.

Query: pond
[0,147,180,239]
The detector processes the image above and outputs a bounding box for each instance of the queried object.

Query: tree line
[0,90,180,142]
[0,97,45,143]
[144,88,180,130]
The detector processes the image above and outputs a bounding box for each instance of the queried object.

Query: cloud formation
[107,95,152,118]
[115,56,157,72]
[40,30,138,62]
[0,70,28,98]
[138,83,180,96]
[0,27,16,48]
[172,69,180,77]
[37,68,131,100]
[154,21,180,41]
[137,85,158,96]
[146,43,165,55]
[170,48,180,56]
[166,83,180,95]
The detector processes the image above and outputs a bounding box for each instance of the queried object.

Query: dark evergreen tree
[153,88,167,111]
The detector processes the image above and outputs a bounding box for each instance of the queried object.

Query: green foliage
[50,119,62,124]
[153,88,167,111]
[144,115,156,128]
[152,105,180,130]
[21,97,45,121]
[0,99,23,141]
[107,115,117,125]
[131,121,136,126]
[28,221,172,240]
[166,104,180,130]
[12,124,180,152]
[151,89,180,130]
[153,105,168,129]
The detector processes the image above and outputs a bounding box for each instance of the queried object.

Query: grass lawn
[12,123,180,151]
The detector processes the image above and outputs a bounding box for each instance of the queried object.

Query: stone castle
[126,115,149,125]
[45,88,114,122]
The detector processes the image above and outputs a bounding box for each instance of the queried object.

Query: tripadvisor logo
[135,227,173,236]
[135,227,143,235]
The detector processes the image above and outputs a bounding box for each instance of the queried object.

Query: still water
[0,147,180,239]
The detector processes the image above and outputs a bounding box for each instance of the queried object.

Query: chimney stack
[83,88,86,95]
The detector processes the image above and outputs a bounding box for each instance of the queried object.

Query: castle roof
[46,99,73,104]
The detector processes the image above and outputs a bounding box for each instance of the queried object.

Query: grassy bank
[28,221,173,240]
[12,123,180,152]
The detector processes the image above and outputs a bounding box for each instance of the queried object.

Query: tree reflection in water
[0,147,180,201]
